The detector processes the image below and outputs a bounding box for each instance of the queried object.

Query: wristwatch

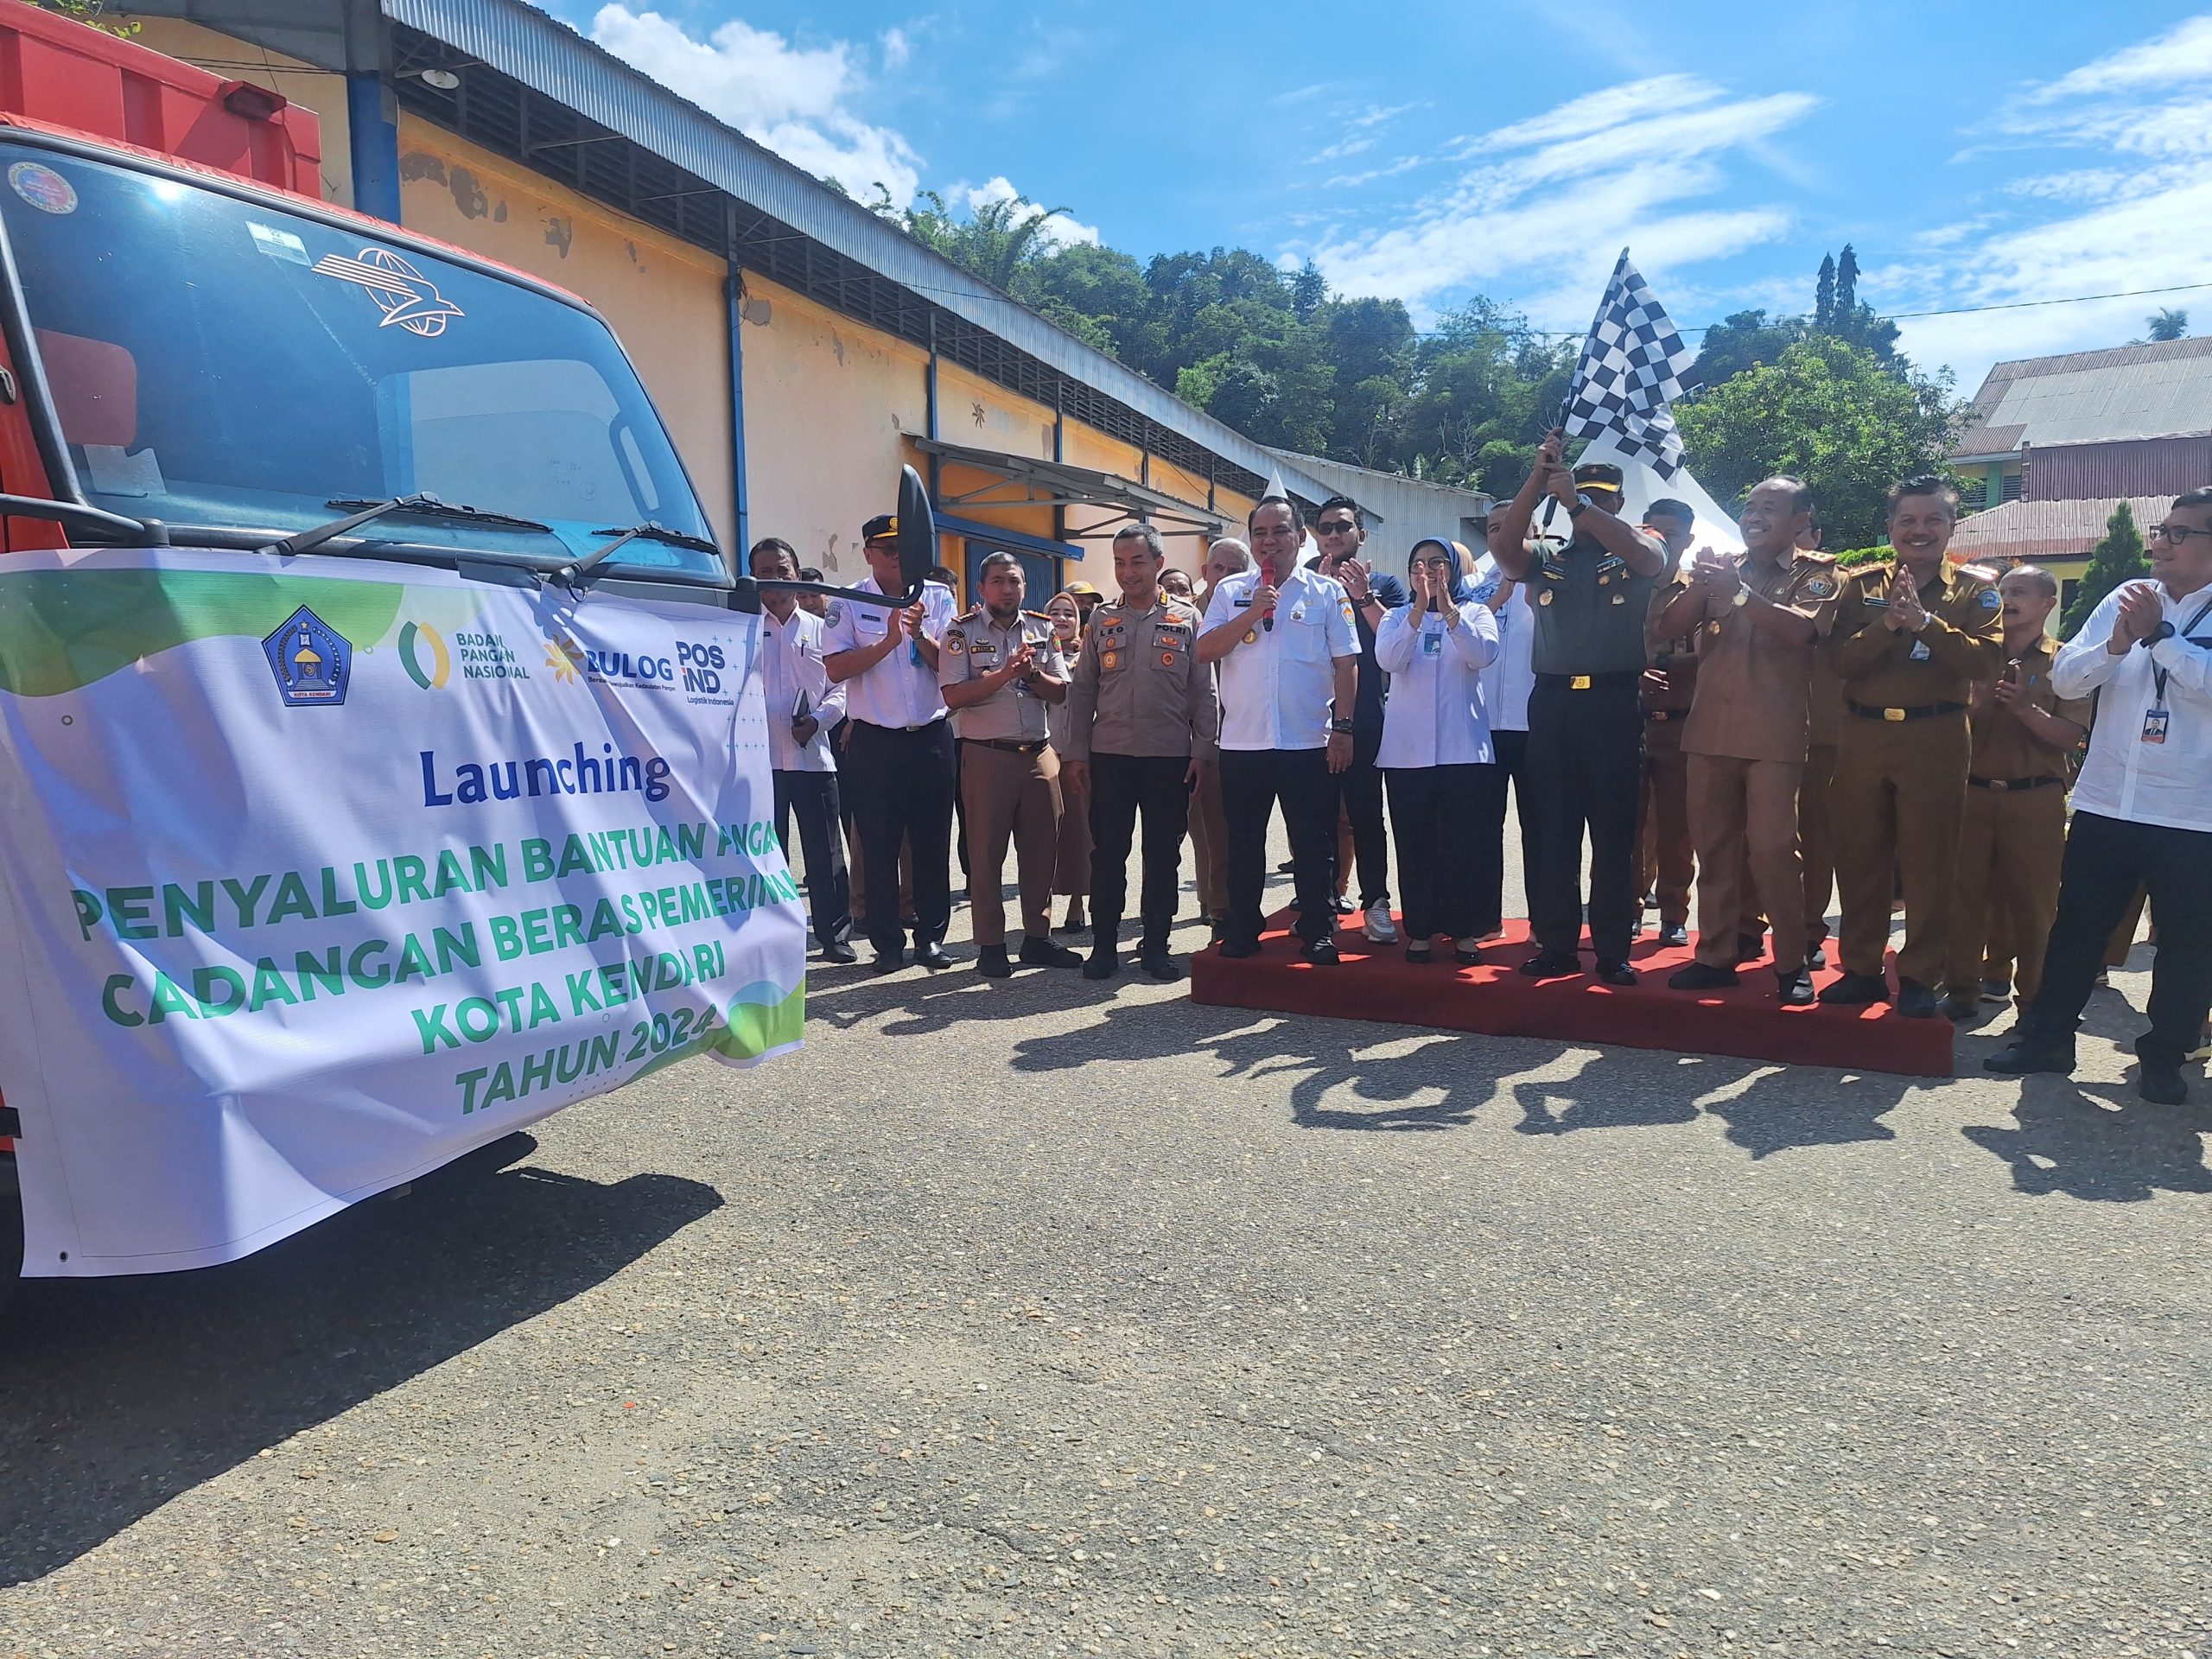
[1330,718,1355,735]
[1566,499,1588,519]
[1731,587,1751,609]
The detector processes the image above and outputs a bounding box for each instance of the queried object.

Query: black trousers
[1333,731,1389,906]
[1526,675,1645,962]
[1088,752,1192,945]
[771,769,851,949]
[2022,810,2212,1068]
[1471,728,1538,937]
[1221,747,1338,947]
[1386,765,1483,942]
[842,718,955,954]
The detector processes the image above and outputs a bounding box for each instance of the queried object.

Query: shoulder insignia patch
[945,630,966,652]
[823,601,844,626]
[1979,588,2002,610]
[1797,550,1838,566]
[957,606,982,622]
[1955,563,2000,584]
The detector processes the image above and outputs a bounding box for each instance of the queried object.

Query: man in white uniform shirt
[822,512,961,973]
[1198,496,1360,963]
[1987,487,2212,1103]
[751,538,855,963]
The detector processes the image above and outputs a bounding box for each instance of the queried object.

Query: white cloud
[1305,76,1815,325]
[880,26,913,71]
[961,175,1100,250]
[588,5,923,204]
[1309,134,1375,165]
[1894,13,2212,384]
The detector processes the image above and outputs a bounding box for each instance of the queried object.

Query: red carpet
[1189,912,1955,1078]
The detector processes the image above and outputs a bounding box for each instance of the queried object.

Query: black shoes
[1020,938,1084,969]
[1668,961,1738,992]
[1940,992,1980,1023]
[1775,965,1815,1006]
[1138,947,1182,982]
[1406,942,1433,963]
[821,939,859,964]
[1895,978,1939,1020]
[1733,931,1766,965]
[1658,923,1688,950]
[2139,1063,2189,1105]
[1808,942,1828,970]
[1518,950,1580,979]
[1819,971,1889,1006]
[975,945,1013,979]
[1984,1041,2074,1077]
[1305,938,1342,965]
[913,943,954,971]
[1217,938,1260,959]
[870,947,905,976]
[1592,960,1638,988]
[1082,949,1119,981]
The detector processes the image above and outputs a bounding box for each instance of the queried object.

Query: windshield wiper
[268,493,553,557]
[557,521,722,586]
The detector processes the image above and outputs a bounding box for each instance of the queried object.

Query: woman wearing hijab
[1374,540,1502,963]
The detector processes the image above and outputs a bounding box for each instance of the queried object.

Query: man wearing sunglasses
[1988,488,2212,1104]
[1312,495,1408,944]
[1491,432,1668,984]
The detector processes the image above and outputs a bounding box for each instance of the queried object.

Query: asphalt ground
[2,823,2208,1659]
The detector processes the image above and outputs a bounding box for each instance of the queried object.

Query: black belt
[1969,773,2064,792]
[969,735,1049,755]
[1535,670,1641,690]
[1645,707,1690,723]
[854,716,948,736]
[1846,699,1966,722]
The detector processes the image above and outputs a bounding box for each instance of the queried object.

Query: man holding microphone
[1198,496,1360,963]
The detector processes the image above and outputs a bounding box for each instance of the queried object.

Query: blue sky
[542,0,2212,393]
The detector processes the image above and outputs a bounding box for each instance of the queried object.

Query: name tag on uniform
[1422,630,1443,655]
[2144,707,2170,744]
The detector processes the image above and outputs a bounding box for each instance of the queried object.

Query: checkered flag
[1560,251,1693,480]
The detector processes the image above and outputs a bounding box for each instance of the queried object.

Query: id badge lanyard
[2144,594,2212,744]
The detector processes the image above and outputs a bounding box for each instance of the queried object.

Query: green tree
[30,0,138,35]
[2059,501,2150,639]
[1692,308,1806,387]
[1673,336,1958,550]
[2145,308,2190,342]
[892,189,1073,291]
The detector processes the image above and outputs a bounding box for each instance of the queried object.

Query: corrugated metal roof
[1952,337,2212,460]
[1949,495,2170,561]
[378,0,1330,505]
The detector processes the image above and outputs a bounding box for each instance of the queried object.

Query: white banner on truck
[0,547,805,1276]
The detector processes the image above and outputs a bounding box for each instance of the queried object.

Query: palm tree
[890,190,1073,291]
[2146,308,2190,342]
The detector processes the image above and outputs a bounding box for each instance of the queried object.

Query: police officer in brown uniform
[1656,478,1840,1005]
[939,552,1085,978]
[1942,565,2088,1020]
[1820,475,2005,1016]
[1640,499,1700,949]
[1061,524,1219,982]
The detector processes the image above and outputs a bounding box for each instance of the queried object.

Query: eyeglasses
[1316,521,1360,537]
[2148,523,2212,545]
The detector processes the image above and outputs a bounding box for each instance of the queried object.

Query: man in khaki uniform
[940,552,1084,977]
[1820,475,2005,1016]
[1640,499,1700,949]
[1657,478,1840,1004]
[1061,524,1219,982]
[1942,565,2088,1020]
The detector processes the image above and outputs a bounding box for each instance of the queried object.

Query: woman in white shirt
[1469,547,1537,944]
[1375,539,1502,962]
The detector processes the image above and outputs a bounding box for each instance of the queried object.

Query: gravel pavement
[3,839,2209,1659]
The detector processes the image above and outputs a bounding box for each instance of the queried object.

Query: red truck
[0,2,927,1300]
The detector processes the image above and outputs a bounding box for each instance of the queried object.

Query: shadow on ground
[0,1135,719,1586]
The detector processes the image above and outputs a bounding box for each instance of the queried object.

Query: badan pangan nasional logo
[311,247,464,337]
[398,620,451,690]
[263,606,353,707]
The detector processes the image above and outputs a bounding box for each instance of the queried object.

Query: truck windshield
[0,141,724,582]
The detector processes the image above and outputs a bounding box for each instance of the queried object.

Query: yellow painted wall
[931,363,1057,551]
[739,276,930,581]
[393,115,736,550]
[118,16,353,204]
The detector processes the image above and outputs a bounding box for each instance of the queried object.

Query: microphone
[1262,556,1276,631]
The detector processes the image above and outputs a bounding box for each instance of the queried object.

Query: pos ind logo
[398,621,451,690]
[311,247,464,337]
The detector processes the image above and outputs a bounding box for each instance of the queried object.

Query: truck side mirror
[895,464,935,604]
